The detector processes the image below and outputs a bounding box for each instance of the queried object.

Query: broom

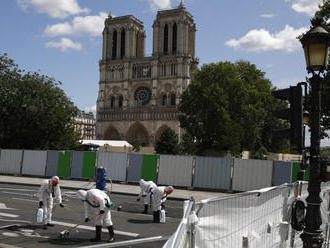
[58,213,100,239]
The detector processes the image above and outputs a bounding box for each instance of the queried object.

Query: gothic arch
[170,93,176,105]
[104,126,121,140]
[120,29,126,58]
[172,23,177,54]
[164,24,168,54]
[118,95,123,108]
[161,93,167,106]
[110,96,115,108]
[155,125,170,141]
[126,122,149,146]
[112,30,117,59]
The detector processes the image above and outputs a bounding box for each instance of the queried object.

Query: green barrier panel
[57,151,71,178]
[141,155,158,182]
[304,164,310,181]
[292,162,310,182]
[82,152,96,179]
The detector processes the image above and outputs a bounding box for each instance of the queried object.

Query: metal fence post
[188,196,196,248]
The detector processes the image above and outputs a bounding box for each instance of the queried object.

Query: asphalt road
[0,183,183,248]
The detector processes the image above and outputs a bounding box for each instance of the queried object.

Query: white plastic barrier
[0,149,23,175]
[163,199,194,248]
[232,158,273,191]
[21,150,47,176]
[158,155,193,187]
[97,151,127,182]
[164,182,330,248]
[195,187,290,248]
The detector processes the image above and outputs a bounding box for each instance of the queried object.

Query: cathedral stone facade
[96,2,198,146]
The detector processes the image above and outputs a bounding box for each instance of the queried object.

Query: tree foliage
[179,133,197,155]
[132,140,141,152]
[154,128,179,155]
[0,53,81,150]
[315,0,330,23]
[178,61,288,157]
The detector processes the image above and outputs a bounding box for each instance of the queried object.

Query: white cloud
[290,0,322,16]
[44,12,108,37]
[260,14,277,18]
[225,25,308,52]
[45,38,82,51]
[17,0,90,19]
[84,105,96,115]
[147,0,174,11]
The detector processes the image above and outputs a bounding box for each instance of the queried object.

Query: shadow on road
[127,219,154,224]
[39,237,91,246]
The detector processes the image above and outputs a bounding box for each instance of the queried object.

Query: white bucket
[160,209,166,223]
[37,207,43,224]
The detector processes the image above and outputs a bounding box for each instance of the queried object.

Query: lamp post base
[301,231,324,248]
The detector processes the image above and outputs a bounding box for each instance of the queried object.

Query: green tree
[132,140,141,152]
[0,53,81,150]
[315,1,330,23]
[154,128,179,155]
[179,132,197,155]
[178,61,288,157]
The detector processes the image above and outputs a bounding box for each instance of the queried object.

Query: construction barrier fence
[0,148,310,192]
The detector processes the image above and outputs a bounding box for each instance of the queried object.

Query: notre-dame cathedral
[96,2,198,146]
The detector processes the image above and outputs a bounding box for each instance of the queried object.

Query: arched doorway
[126,122,149,146]
[155,125,171,141]
[104,126,121,140]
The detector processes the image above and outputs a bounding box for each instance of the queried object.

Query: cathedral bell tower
[152,2,196,58]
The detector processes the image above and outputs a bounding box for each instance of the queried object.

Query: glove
[39,201,43,207]
[99,210,105,215]
[105,201,114,208]
[59,203,65,208]
[136,198,140,202]
[85,218,90,223]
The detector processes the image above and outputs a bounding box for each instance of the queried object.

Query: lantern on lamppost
[299,18,330,248]
[301,18,330,73]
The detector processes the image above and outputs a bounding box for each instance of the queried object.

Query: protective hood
[77,190,87,200]
[164,186,174,194]
[139,179,146,186]
[50,176,59,184]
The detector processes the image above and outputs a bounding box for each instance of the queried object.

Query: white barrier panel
[21,150,47,176]
[158,155,193,187]
[97,152,127,182]
[232,158,273,191]
[164,182,330,248]
[195,187,291,248]
[0,149,23,175]
[163,200,194,248]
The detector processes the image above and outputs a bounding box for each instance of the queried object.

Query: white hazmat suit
[151,186,174,223]
[137,179,157,213]
[77,189,114,242]
[37,176,63,226]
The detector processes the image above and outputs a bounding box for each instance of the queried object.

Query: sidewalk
[0,175,230,201]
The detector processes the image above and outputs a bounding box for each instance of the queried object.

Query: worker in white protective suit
[77,189,114,242]
[136,179,157,214]
[151,186,174,223]
[37,176,64,228]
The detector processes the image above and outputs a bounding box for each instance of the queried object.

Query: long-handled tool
[58,213,100,239]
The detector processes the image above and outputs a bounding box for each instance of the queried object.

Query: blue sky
[1,0,329,146]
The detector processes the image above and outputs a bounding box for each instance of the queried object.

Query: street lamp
[299,18,330,248]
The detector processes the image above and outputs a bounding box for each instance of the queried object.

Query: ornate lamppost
[299,18,330,247]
